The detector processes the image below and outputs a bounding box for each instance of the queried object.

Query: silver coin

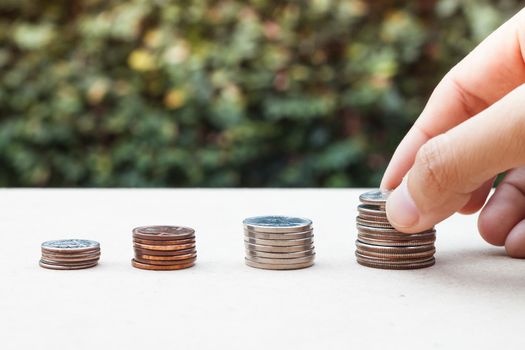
[357,213,390,222]
[357,204,387,217]
[357,236,436,247]
[245,249,315,259]
[245,254,315,265]
[355,252,434,264]
[357,230,436,241]
[244,242,314,253]
[244,236,314,247]
[243,216,312,233]
[39,260,99,270]
[356,217,394,229]
[355,240,435,253]
[356,257,435,270]
[356,224,435,235]
[356,248,435,260]
[359,189,391,206]
[41,239,100,253]
[244,229,313,240]
[245,258,314,270]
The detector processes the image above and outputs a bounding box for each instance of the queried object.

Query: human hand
[381,8,525,257]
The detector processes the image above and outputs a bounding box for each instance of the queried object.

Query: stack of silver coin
[243,216,315,270]
[355,190,436,269]
[40,239,101,270]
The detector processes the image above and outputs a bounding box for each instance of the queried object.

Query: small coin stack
[40,239,101,270]
[243,216,315,270]
[132,226,196,271]
[355,190,436,270]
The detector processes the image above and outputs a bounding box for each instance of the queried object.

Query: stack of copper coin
[132,226,196,271]
[40,239,101,270]
[243,216,315,270]
[355,189,436,270]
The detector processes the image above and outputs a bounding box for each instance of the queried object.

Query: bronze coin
[134,256,196,266]
[136,253,197,261]
[132,226,195,241]
[133,247,196,256]
[131,259,195,270]
[133,242,196,251]
[132,238,195,245]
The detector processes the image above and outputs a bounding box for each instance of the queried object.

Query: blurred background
[0,0,521,187]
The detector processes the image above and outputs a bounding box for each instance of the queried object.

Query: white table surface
[1,189,524,349]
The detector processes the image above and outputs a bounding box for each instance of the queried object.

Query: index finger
[381,8,525,190]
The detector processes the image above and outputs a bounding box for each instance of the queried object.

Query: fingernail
[386,179,420,228]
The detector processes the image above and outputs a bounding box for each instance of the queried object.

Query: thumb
[386,84,525,233]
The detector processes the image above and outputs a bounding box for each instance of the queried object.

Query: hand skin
[380,8,525,258]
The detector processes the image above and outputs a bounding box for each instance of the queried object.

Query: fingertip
[505,220,525,258]
[477,206,506,246]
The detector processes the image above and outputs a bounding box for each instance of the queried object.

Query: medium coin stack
[40,239,101,270]
[355,190,436,270]
[244,216,315,270]
[132,225,196,271]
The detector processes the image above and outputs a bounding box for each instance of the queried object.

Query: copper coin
[133,242,196,251]
[133,247,196,256]
[131,259,195,270]
[136,253,197,261]
[356,257,435,270]
[132,226,195,241]
[133,238,195,245]
[39,260,99,270]
[134,256,197,266]
[243,236,314,247]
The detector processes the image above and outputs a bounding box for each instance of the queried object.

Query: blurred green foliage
[0,0,521,187]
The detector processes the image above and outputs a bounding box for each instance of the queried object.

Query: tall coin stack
[40,239,101,270]
[132,226,196,271]
[243,216,315,270]
[355,190,436,270]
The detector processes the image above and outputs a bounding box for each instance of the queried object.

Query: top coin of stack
[355,190,436,270]
[132,226,197,271]
[40,239,101,270]
[243,216,315,270]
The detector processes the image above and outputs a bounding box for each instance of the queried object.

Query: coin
[131,259,195,271]
[243,216,312,233]
[359,189,391,207]
[245,258,314,270]
[245,249,315,259]
[244,242,314,253]
[134,256,197,266]
[133,247,196,256]
[41,239,100,253]
[356,217,394,229]
[243,229,313,240]
[243,236,314,247]
[356,257,435,270]
[245,254,315,265]
[355,241,435,254]
[136,253,197,261]
[356,224,435,235]
[357,204,388,217]
[39,260,99,270]
[133,242,196,251]
[132,226,195,241]
[133,238,196,245]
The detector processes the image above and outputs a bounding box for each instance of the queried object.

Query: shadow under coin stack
[40,239,101,270]
[355,190,436,270]
[244,216,315,270]
[132,226,197,271]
